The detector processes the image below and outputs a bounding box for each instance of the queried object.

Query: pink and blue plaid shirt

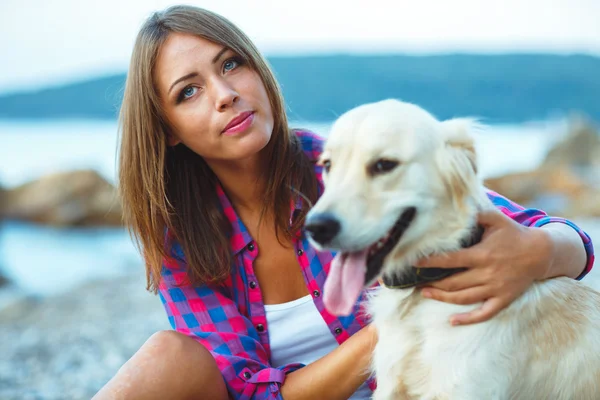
[159,130,595,400]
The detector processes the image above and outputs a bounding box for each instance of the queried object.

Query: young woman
[94,5,594,400]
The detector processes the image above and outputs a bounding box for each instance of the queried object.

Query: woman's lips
[222,111,254,136]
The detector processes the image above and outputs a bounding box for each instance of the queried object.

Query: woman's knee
[147,331,226,381]
[142,330,200,357]
[96,330,227,400]
[141,330,219,373]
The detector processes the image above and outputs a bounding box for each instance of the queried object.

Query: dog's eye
[319,159,331,172]
[370,159,399,175]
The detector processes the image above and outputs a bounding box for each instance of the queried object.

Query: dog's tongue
[323,250,368,316]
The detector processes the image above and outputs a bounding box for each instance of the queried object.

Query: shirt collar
[217,182,302,256]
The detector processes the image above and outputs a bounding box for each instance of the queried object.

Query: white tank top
[264,294,372,399]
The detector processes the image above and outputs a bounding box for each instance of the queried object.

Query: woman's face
[154,32,274,165]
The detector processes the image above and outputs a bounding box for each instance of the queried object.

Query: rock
[484,164,590,206]
[542,114,600,171]
[563,189,600,218]
[0,185,6,220]
[485,115,600,218]
[2,170,122,227]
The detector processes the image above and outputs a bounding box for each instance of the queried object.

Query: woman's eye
[223,58,239,72]
[179,86,198,102]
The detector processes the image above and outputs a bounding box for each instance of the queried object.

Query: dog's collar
[381,225,485,289]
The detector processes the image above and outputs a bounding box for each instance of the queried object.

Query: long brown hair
[119,5,318,292]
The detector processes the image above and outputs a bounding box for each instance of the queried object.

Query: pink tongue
[323,250,368,316]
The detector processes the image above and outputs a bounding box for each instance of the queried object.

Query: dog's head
[305,99,483,315]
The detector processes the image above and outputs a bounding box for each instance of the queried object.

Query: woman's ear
[167,133,181,147]
[163,123,181,147]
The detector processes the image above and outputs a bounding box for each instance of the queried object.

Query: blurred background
[0,0,599,398]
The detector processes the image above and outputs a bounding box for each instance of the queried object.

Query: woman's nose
[212,79,239,111]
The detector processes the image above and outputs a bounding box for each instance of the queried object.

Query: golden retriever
[304,99,600,400]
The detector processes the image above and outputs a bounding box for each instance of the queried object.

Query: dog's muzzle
[304,213,341,246]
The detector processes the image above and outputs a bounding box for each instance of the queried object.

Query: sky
[1,0,599,93]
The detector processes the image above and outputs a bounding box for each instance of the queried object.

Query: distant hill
[0,54,598,123]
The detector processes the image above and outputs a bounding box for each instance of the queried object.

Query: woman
[95,5,594,400]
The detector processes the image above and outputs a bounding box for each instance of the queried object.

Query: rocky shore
[0,273,169,400]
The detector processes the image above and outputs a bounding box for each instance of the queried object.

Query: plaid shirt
[159,130,595,400]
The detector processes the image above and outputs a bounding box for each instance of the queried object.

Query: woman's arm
[281,324,377,400]
[484,189,594,280]
[538,221,589,280]
[416,189,595,325]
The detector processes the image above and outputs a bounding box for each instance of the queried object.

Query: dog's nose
[304,213,341,245]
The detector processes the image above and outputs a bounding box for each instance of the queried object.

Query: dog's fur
[307,99,600,399]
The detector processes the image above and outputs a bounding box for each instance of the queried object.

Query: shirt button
[313,290,320,297]
[297,248,304,256]
[247,243,255,251]
[335,327,342,335]
[249,281,257,289]
[256,324,265,332]
[243,371,251,379]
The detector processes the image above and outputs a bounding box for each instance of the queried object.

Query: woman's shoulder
[292,128,325,161]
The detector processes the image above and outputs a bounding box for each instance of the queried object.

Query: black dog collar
[381,225,485,289]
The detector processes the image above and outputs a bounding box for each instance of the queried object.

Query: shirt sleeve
[159,243,304,400]
[486,189,595,280]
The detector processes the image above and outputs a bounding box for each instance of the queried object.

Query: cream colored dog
[304,99,600,399]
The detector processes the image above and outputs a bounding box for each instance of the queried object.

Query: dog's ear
[436,118,481,207]
[440,118,479,173]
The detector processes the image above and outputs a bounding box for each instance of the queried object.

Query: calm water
[0,118,574,296]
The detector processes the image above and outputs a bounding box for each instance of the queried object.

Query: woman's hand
[416,209,552,326]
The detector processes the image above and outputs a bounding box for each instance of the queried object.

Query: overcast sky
[1,0,599,93]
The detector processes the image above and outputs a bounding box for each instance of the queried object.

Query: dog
[304,99,600,399]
